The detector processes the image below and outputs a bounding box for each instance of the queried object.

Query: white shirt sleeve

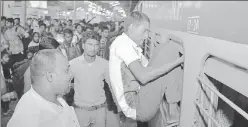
[71,35,78,44]
[115,43,140,66]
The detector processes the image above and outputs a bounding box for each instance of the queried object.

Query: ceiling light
[118,9,124,12]
[110,1,119,4]
[111,3,120,6]
[76,7,82,11]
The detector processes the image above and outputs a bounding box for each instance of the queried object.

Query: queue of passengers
[1,11,184,127]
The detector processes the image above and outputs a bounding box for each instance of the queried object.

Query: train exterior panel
[134,1,248,45]
[134,1,248,127]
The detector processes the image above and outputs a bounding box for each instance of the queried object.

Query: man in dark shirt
[1,50,14,115]
[1,16,7,34]
[39,23,48,39]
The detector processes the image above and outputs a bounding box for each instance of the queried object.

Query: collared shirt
[69,55,111,107]
[7,87,80,127]
[109,33,148,120]
[72,31,82,44]
[98,37,108,59]
[28,41,39,48]
[4,26,28,54]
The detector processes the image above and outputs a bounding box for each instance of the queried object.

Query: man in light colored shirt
[4,18,29,58]
[109,11,184,122]
[7,49,80,127]
[70,31,120,127]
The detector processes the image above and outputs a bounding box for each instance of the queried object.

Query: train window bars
[194,55,248,127]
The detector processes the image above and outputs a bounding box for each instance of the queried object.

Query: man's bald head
[30,49,63,84]
[30,49,71,96]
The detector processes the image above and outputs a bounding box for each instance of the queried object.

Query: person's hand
[10,91,17,99]
[118,111,126,123]
[1,93,11,102]
[6,79,13,83]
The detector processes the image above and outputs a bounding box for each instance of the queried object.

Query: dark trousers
[1,82,15,113]
[1,100,10,113]
[64,88,74,106]
[137,121,148,127]
[10,53,25,65]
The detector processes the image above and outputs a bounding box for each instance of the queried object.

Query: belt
[73,102,107,111]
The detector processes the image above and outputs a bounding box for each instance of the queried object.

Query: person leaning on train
[108,11,184,123]
[147,39,184,127]
[7,49,80,127]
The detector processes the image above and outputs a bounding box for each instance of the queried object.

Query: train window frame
[194,54,248,127]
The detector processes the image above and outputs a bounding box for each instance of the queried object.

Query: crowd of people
[1,15,124,108]
[1,11,184,127]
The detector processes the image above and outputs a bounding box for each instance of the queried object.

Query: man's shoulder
[111,35,133,51]
[69,56,81,65]
[110,35,122,47]
[97,56,108,65]
[14,91,36,111]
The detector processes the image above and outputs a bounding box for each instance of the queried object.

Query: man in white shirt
[109,11,184,122]
[70,31,120,127]
[7,49,80,127]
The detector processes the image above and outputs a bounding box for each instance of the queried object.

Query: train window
[194,56,248,127]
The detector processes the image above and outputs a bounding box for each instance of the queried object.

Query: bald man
[7,49,80,127]
[23,37,60,93]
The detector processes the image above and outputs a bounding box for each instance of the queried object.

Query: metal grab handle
[197,76,248,121]
[194,100,221,127]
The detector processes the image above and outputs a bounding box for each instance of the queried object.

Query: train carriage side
[134,1,248,127]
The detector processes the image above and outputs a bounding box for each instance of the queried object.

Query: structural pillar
[73,0,76,22]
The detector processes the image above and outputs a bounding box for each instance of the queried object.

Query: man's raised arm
[128,56,184,85]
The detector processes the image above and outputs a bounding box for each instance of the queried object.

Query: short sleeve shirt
[109,33,145,119]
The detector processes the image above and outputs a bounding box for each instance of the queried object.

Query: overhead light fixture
[88,8,92,12]
[110,1,119,5]
[76,7,82,11]
[111,3,120,6]
[118,9,124,12]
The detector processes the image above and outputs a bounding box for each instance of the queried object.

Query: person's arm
[18,27,29,38]
[1,71,7,95]
[128,57,184,85]
[0,39,9,52]
[115,42,184,85]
